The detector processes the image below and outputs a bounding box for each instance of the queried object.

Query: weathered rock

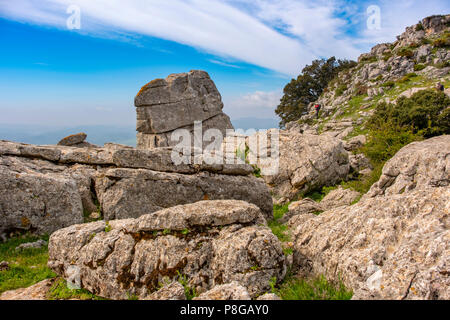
[320,187,361,210]
[57,133,87,146]
[135,70,234,149]
[194,282,251,300]
[48,200,286,300]
[146,282,186,300]
[257,293,282,300]
[261,131,350,200]
[344,135,367,151]
[95,168,273,221]
[0,279,55,300]
[0,140,273,235]
[291,136,450,300]
[0,156,84,235]
[0,261,9,271]
[349,153,373,173]
[15,240,47,251]
[279,198,323,224]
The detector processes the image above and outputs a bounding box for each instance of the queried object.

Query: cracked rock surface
[290,135,450,300]
[0,140,273,235]
[48,200,286,300]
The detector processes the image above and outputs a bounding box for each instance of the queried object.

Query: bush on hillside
[369,89,450,138]
[275,57,357,127]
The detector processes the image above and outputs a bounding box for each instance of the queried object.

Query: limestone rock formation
[0,140,273,236]
[135,70,234,149]
[290,135,450,300]
[262,131,350,201]
[48,200,286,300]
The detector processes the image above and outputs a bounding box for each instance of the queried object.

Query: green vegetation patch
[268,204,291,243]
[0,235,56,294]
[47,278,105,300]
[274,274,353,300]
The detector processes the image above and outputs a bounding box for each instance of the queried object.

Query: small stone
[15,240,47,251]
[57,133,87,146]
[89,212,101,220]
[257,293,282,300]
[0,261,9,271]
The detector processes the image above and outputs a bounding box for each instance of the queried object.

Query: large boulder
[48,200,286,300]
[0,156,84,235]
[0,140,273,236]
[262,131,350,201]
[135,70,234,149]
[290,135,450,300]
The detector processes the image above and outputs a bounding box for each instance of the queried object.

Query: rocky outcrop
[0,140,273,235]
[290,135,450,300]
[57,133,98,148]
[48,200,286,300]
[135,70,234,149]
[262,131,350,201]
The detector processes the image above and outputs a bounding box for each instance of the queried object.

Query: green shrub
[275,275,353,300]
[435,60,450,69]
[397,72,418,83]
[415,23,424,31]
[381,81,395,89]
[335,84,348,97]
[354,83,368,96]
[397,47,414,58]
[433,32,450,48]
[413,64,426,71]
[268,204,290,243]
[383,52,393,62]
[47,278,105,300]
[360,55,378,63]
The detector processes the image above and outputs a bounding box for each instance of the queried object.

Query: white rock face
[291,136,450,300]
[48,200,286,300]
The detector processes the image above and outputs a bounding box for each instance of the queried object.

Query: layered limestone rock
[135,70,234,149]
[48,200,286,300]
[262,130,350,201]
[0,140,273,235]
[290,135,450,300]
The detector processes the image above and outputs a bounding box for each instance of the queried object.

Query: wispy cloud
[208,59,242,69]
[0,0,449,76]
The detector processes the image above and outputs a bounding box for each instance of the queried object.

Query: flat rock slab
[48,200,286,300]
[0,279,55,300]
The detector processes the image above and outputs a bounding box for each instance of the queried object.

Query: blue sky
[0,0,449,135]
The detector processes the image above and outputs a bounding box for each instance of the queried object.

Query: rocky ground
[0,14,449,300]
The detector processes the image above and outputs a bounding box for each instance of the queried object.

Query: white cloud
[1,0,448,76]
[208,59,242,69]
[0,0,312,75]
[224,90,283,119]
